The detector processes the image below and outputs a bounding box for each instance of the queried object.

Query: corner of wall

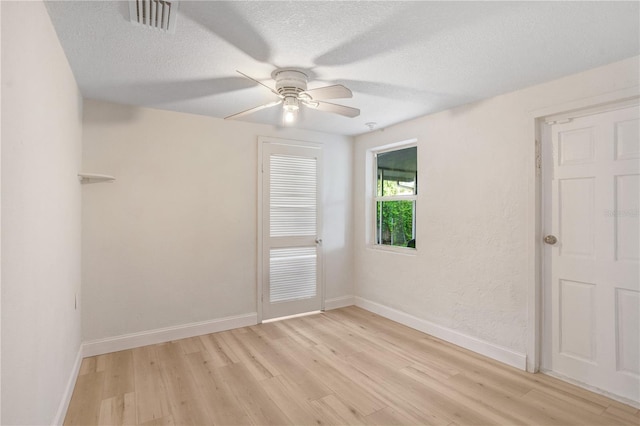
[0,3,4,422]
[325,295,355,310]
[1,2,83,424]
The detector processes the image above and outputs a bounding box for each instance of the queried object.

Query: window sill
[367,244,417,256]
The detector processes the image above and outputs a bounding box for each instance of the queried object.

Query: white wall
[0,3,3,421]
[1,2,83,424]
[353,56,639,358]
[81,100,353,341]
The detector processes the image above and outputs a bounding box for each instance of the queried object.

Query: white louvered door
[261,140,323,320]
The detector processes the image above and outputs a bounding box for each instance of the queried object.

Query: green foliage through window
[377,200,414,246]
[375,146,417,248]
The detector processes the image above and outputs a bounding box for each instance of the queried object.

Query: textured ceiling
[45,1,639,136]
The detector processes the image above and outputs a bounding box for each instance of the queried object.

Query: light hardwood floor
[65,306,640,425]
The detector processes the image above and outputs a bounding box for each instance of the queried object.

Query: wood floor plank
[445,372,565,426]
[258,340,309,378]
[325,310,471,377]
[607,399,639,415]
[99,392,136,426]
[273,318,320,348]
[217,362,293,425]
[154,342,212,425]
[198,332,240,367]
[520,388,616,426]
[526,372,617,407]
[320,319,404,361]
[64,307,638,426]
[249,320,288,340]
[259,375,327,425]
[345,349,497,425]
[131,345,171,424]
[603,405,640,425]
[102,350,135,399]
[184,351,252,425]
[365,406,424,426]
[177,336,207,355]
[217,330,281,380]
[408,337,534,397]
[64,371,105,425]
[96,354,108,372]
[519,377,608,416]
[139,415,175,426]
[304,344,446,425]
[309,393,368,425]
[280,340,387,416]
[406,359,459,382]
[399,366,523,425]
[79,357,98,375]
[259,346,333,401]
[232,326,274,354]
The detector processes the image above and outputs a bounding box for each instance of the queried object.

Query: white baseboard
[53,345,83,425]
[540,368,640,410]
[541,369,640,409]
[354,297,527,370]
[325,295,355,310]
[82,312,258,357]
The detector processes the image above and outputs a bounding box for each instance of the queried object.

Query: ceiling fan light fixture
[283,96,299,111]
[283,96,299,124]
[283,109,298,124]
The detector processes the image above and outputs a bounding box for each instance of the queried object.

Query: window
[374,145,417,248]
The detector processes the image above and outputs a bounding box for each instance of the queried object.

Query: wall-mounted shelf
[78,173,116,184]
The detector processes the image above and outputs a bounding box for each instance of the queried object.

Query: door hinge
[535,139,542,174]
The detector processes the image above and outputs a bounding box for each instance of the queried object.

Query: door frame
[528,87,640,374]
[256,136,325,323]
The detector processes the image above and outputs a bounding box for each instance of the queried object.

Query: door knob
[544,235,558,245]
[315,238,322,245]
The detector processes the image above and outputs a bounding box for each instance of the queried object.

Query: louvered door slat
[270,155,317,237]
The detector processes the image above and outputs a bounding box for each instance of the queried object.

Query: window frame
[370,140,418,253]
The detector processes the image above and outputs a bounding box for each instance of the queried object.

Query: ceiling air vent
[129,0,179,33]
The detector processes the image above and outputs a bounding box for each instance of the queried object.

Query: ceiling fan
[225,68,360,123]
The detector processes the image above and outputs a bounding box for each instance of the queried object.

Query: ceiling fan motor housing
[272,68,308,98]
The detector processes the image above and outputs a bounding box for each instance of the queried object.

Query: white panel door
[543,104,640,403]
[261,140,323,320]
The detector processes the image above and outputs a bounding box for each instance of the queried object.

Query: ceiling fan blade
[304,100,360,118]
[225,100,282,120]
[300,84,353,101]
[236,70,282,98]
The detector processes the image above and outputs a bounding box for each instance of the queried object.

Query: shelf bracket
[78,173,116,184]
